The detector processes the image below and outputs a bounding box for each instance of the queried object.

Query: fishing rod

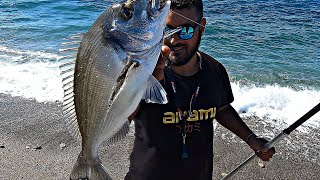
[222,102,320,180]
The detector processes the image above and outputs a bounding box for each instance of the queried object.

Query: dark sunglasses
[164,18,203,40]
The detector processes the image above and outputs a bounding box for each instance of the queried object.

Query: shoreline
[0,93,319,179]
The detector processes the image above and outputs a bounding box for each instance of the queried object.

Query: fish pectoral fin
[143,75,168,104]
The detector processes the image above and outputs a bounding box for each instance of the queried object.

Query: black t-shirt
[125,52,234,180]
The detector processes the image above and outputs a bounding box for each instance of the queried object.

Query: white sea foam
[0,45,61,62]
[0,46,64,102]
[0,46,319,129]
[231,83,320,131]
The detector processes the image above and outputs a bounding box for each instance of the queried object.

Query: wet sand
[0,93,319,180]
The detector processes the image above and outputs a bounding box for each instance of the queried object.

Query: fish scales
[77,36,126,141]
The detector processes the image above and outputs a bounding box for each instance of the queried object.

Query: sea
[0,0,319,151]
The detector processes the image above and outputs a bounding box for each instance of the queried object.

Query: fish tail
[70,152,112,180]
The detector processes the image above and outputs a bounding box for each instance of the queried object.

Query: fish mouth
[148,0,169,17]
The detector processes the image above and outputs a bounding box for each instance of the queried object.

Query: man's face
[164,7,205,66]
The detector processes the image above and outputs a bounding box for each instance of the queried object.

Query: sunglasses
[164,18,203,40]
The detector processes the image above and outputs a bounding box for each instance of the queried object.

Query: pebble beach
[1,93,319,180]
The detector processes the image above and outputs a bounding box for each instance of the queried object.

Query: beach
[1,0,319,179]
[0,93,319,180]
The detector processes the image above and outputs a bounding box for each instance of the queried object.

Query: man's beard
[168,35,201,66]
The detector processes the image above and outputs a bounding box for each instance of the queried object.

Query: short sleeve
[217,63,234,107]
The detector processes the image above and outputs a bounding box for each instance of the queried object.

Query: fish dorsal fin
[143,75,168,104]
[58,33,84,142]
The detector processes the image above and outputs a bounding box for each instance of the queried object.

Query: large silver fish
[59,0,170,179]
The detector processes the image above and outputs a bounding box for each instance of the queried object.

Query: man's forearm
[216,104,276,160]
[215,104,255,143]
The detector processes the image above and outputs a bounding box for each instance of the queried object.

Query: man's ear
[200,17,206,36]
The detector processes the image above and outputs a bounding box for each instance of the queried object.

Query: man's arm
[215,104,275,161]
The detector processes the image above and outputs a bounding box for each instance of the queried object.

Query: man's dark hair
[160,0,203,18]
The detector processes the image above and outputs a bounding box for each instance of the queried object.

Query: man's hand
[216,105,275,161]
[247,135,276,161]
[152,45,170,81]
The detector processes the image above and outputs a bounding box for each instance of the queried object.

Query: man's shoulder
[198,51,227,74]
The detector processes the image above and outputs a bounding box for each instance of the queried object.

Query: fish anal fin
[105,121,131,146]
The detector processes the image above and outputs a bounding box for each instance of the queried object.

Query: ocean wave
[0,45,61,63]
[0,61,64,103]
[231,82,320,131]
[0,46,319,129]
[0,45,63,102]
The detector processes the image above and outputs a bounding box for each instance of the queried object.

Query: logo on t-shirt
[162,107,216,124]
[162,107,216,133]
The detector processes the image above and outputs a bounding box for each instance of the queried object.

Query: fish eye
[120,4,133,20]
